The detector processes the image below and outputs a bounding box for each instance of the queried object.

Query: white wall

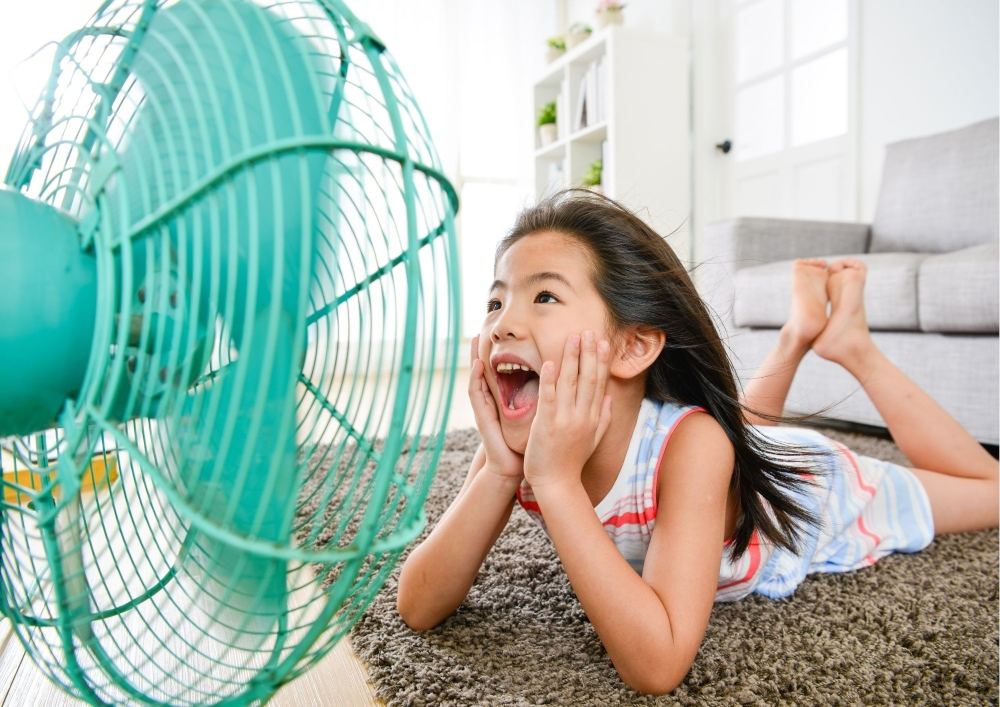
[564,0,689,34]
[859,0,999,221]
[0,3,96,169]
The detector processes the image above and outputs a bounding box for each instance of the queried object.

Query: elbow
[623,673,682,697]
[395,597,441,632]
[395,580,443,632]
[616,650,689,696]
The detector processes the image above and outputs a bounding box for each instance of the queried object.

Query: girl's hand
[467,335,524,481]
[523,331,612,490]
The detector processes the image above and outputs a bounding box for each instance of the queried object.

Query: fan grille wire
[0,1,459,703]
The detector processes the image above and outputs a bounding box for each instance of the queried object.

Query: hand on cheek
[467,335,524,480]
[523,330,612,490]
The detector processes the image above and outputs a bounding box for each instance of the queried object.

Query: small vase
[539,123,558,147]
[587,183,603,195]
[546,46,565,63]
[566,30,591,49]
[596,8,624,28]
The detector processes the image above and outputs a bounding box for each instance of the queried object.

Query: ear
[609,327,666,380]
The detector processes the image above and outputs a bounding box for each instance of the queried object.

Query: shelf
[568,122,607,144]
[534,139,566,159]
[531,27,691,259]
[534,28,610,85]
[534,123,605,158]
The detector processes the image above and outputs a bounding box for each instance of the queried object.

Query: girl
[396,189,999,695]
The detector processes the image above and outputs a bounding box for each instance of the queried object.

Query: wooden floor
[0,618,381,705]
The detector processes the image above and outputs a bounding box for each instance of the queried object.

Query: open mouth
[494,362,540,419]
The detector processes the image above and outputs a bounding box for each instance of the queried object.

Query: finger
[557,333,581,408]
[538,360,557,409]
[468,360,514,451]
[576,330,597,409]
[468,359,497,424]
[590,338,611,419]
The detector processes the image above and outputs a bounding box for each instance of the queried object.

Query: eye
[535,291,558,304]
[486,299,501,313]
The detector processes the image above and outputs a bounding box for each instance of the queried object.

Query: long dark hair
[498,189,829,560]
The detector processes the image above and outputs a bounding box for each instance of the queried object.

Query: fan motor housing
[0,188,96,435]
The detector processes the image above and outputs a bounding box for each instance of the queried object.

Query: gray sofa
[699,117,999,445]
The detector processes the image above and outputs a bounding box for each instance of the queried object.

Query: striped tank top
[515,398,935,602]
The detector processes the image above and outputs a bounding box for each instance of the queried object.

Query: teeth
[495,362,533,373]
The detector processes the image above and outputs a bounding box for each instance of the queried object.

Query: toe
[797,258,827,269]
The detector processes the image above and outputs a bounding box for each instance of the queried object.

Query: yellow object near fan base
[3,457,119,506]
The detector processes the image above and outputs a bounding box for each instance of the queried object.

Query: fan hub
[0,188,96,435]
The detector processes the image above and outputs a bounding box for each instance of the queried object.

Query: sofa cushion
[870,117,999,254]
[733,253,927,331]
[918,242,999,333]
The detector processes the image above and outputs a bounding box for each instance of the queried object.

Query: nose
[490,303,525,342]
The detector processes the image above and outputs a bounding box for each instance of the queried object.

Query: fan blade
[171,311,299,636]
[98,0,329,632]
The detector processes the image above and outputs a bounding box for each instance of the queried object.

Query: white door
[716,0,859,221]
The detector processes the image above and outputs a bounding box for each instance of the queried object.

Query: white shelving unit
[532,27,691,260]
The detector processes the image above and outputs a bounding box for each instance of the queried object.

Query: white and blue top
[516,398,935,602]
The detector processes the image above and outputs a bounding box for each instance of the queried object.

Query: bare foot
[781,258,830,350]
[812,259,874,367]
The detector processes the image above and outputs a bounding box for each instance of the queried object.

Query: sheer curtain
[366,0,557,338]
[0,1,557,342]
[0,3,96,168]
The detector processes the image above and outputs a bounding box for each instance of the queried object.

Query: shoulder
[656,409,735,494]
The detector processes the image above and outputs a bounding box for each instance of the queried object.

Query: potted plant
[537,101,558,147]
[566,22,593,49]
[595,0,625,27]
[546,35,566,63]
[582,158,603,194]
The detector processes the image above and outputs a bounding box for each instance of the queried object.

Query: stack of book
[573,57,608,132]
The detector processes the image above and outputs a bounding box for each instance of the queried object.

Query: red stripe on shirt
[603,509,655,528]
[717,531,762,591]
[856,514,881,562]
[651,406,708,518]
[516,486,542,514]
[832,443,882,559]
[834,442,876,496]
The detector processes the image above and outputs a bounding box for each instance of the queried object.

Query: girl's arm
[532,412,733,694]
[398,336,525,630]
[525,332,733,694]
[396,443,520,630]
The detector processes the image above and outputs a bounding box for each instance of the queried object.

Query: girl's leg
[740,259,829,425]
[812,259,998,533]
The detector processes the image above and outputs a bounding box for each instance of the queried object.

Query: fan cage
[0,0,460,704]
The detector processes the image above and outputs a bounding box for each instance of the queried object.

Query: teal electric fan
[0,0,459,703]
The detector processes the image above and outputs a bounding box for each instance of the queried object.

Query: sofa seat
[701,117,1000,445]
[919,242,1000,333]
[733,253,928,330]
[732,246,999,334]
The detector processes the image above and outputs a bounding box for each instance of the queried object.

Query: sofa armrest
[696,217,871,329]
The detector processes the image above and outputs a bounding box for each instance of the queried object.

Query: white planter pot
[596,9,624,28]
[587,183,603,196]
[538,123,558,147]
[546,46,565,63]
[566,30,591,49]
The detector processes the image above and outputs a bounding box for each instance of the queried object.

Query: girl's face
[479,230,614,453]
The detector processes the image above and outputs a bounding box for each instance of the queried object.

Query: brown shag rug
[350,426,999,706]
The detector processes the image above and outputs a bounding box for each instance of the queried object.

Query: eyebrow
[489,271,576,294]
